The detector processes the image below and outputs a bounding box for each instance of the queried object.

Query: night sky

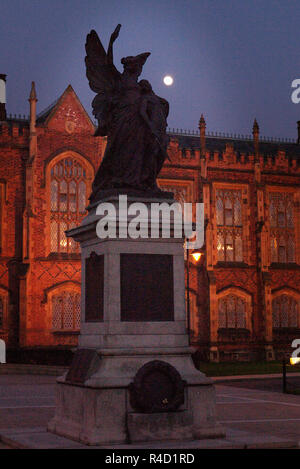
[1,0,300,139]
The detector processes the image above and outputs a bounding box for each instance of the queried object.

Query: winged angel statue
[85,24,170,203]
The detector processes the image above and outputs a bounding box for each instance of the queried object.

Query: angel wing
[85,29,121,94]
[85,29,122,134]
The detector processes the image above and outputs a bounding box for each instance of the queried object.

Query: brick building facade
[0,76,299,361]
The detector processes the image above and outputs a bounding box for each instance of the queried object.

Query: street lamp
[186,246,205,344]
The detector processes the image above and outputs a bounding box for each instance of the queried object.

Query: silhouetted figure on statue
[85,24,170,203]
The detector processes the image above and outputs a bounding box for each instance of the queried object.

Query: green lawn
[196,361,300,377]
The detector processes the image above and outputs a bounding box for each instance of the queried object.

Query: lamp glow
[192,252,202,262]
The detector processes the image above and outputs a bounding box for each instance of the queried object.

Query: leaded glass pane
[215,189,243,263]
[270,200,276,227]
[52,295,63,329]
[281,296,289,327]
[271,237,277,263]
[273,296,299,328]
[216,198,223,225]
[269,192,295,264]
[227,295,235,327]
[78,181,86,213]
[290,299,298,328]
[286,203,294,228]
[234,233,243,262]
[287,237,295,263]
[225,198,233,226]
[50,180,58,211]
[63,293,74,329]
[278,210,285,228]
[59,180,67,212]
[50,157,88,252]
[52,291,81,331]
[69,181,76,213]
[59,222,68,253]
[236,298,246,328]
[234,199,242,226]
[278,238,286,263]
[217,233,225,261]
[218,299,227,328]
[75,293,81,329]
[226,234,234,262]
[218,294,248,330]
[68,222,78,253]
[272,299,280,327]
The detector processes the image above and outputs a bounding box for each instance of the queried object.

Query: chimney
[297,121,300,144]
[0,74,7,121]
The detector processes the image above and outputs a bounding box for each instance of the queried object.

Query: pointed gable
[38,85,95,134]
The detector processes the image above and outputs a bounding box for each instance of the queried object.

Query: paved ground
[0,374,299,448]
[217,382,300,441]
[219,375,300,393]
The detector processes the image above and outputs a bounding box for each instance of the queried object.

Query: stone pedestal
[48,196,225,445]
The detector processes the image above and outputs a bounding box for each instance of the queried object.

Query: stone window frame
[216,287,252,332]
[157,178,195,206]
[271,288,300,329]
[266,186,299,266]
[212,182,250,265]
[158,178,196,258]
[45,151,93,257]
[45,282,81,334]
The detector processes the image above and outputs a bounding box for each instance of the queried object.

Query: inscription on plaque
[85,252,104,322]
[121,254,174,322]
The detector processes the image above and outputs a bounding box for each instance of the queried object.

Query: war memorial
[48,24,224,445]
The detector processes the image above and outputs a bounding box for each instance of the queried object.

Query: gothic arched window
[49,156,91,254]
[218,294,247,329]
[269,192,295,263]
[216,189,243,262]
[52,290,81,331]
[272,295,299,328]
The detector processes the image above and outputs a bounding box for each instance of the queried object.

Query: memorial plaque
[129,360,185,413]
[85,252,104,322]
[66,348,101,385]
[121,254,174,322]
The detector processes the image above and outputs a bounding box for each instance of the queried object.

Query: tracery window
[216,189,243,262]
[272,295,299,328]
[269,192,295,263]
[50,157,88,253]
[52,290,81,331]
[218,294,247,329]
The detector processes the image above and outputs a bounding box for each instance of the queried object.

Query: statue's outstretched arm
[107,24,121,65]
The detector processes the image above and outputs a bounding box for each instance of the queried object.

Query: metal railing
[167,127,297,144]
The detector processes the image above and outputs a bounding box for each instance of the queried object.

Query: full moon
[163,75,173,86]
